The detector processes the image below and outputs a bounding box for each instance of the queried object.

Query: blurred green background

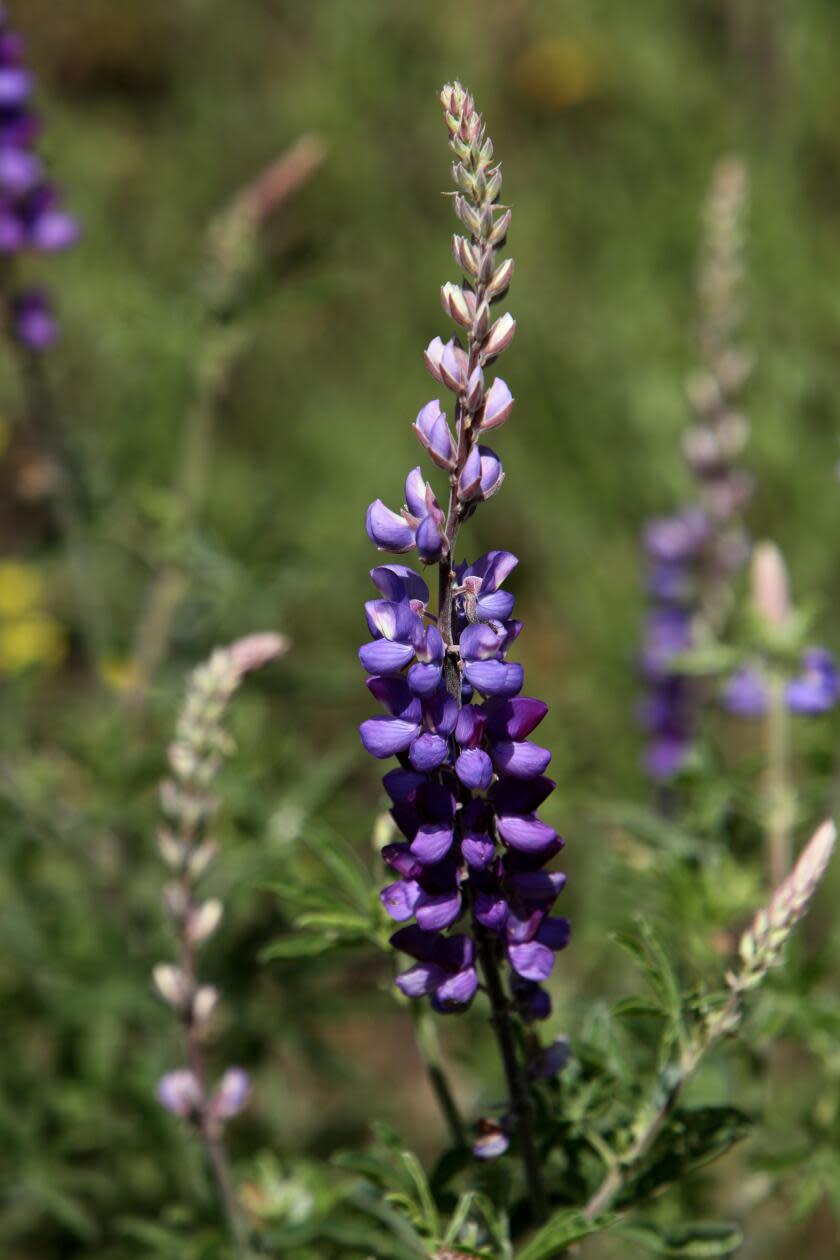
[3,0,840,1256]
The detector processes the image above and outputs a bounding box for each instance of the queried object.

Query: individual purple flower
[157,1068,203,1119]
[208,1067,251,1121]
[722,665,767,718]
[0,10,79,352]
[785,648,840,716]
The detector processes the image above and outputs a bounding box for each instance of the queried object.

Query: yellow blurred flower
[513,37,601,112]
[100,654,141,694]
[0,614,66,673]
[0,560,47,618]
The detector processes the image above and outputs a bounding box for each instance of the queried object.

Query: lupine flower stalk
[153,633,287,1257]
[586,817,835,1222]
[0,4,79,351]
[361,82,567,1220]
[640,159,752,783]
[721,543,838,882]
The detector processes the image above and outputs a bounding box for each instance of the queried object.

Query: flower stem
[411,1001,468,1148]
[476,930,549,1223]
[763,668,793,887]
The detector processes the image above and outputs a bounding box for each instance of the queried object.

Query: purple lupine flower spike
[359,86,565,1204]
[0,9,79,352]
[639,160,753,781]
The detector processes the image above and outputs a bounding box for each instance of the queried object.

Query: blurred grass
[2,0,840,1255]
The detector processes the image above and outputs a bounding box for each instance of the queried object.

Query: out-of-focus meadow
[3,1,840,1256]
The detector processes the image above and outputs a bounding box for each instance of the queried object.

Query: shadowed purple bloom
[0,9,79,350]
[722,666,767,718]
[723,649,839,720]
[157,1069,203,1119]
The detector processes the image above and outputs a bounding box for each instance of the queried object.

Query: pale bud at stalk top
[751,541,790,631]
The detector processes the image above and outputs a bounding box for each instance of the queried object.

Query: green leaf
[515,1209,612,1260]
[399,1150,440,1239]
[612,920,684,1036]
[615,1219,743,1256]
[295,909,372,934]
[630,1106,751,1201]
[260,933,342,960]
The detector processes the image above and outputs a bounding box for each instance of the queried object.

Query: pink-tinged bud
[192,985,220,1025]
[489,208,511,245]
[416,513,446,564]
[478,248,495,284]
[414,400,456,470]
[480,137,494,163]
[188,898,223,945]
[209,1067,251,1121]
[486,257,514,301]
[153,963,190,1009]
[751,541,790,630]
[454,195,481,236]
[440,281,473,328]
[424,335,446,382]
[465,365,484,412]
[157,827,185,869]
[483,312,516,360]
[163,881,189,920]
[480,377,514,430]
[188,839,218,879]
[157,1068,203,1118]
[229,632,288,676]
[473,300,491,342]
[452,234,479,277]
[485,166,503,203]
[440,340,468,392]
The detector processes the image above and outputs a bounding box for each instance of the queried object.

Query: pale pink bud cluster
[153,634,286,1129]
[735,819,836,991]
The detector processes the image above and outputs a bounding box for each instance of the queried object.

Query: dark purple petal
[490,775,555,814]
[380,879,422,922]
[367,675,422,719]
[497,813,558,854]
[382,842,424,879]
[507,940,555,981]
[358,639,415,673]
[474,892,508,932]
[359,716,419,758]
[435,966,478,1007]
[409,731,449,772]
[396,962,445,997]
[507,869,567,902]
[506,906,545,943]
[382,768,426,803]
[462,831,496,868]
[460,621,506,661]
[492,739,552,779]
[464,660,524,697]
[433,933,475,971]
[409,821,454,863]
[483,696,548,740]
[370,565,429,604]
[390,924,440,960]
[455,747,494,791]
[537,916,571,951]
[366,499,416,552]
[454,703,486,748]
[416,888,462,930]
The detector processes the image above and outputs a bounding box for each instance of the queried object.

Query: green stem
[411,1002,468,1147]
[763,668,793,887]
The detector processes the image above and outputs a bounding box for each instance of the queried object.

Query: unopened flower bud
[192,984,220,1025]
[163,881,189,920]
[413,399,456,470]
[454,194,481,236]
[486,257,514,301]
[153,963,190,1009]
[209,1067,251,1121]
[489,208,511,245]
[424,335,446,383]
[452,234,479,277]
[188,839,218,880]
[440,281,473,328]
[157,827,185,869]
[485,166,503,203]
[188,898,223,945]
[483,312,515,359]
[157,1068,203,1118]
[751,541,789,630]
[229,632,288,676]
[465,365,484,412]
[439,340,467,392]
[480,377,513,430]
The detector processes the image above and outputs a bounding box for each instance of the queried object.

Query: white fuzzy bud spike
[751,541,790,630]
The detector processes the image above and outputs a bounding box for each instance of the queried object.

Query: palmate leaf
[612,920,684,1035]
[614,1218,743,1256]
[626,1106,751,1203]
[514,1209,613,1260]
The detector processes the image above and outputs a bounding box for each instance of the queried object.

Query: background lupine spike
[735,819,836,990]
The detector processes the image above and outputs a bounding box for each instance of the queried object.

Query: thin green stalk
[411,1001,468,1148]
[763,668,794,887]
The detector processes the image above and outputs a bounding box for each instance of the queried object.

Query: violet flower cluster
[640,159,753,781]
[360,83,568,1027]
[154,633,286,1133]
[0,6,78,352]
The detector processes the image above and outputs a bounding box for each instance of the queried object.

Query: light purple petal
[497,813,558,853]
[366,499,416,552]
[380,879,422,921]
[464,660,524,697]
[358,639,415,673]
[484,697,548,740]
[455,747,494,791]
[396,962,445,997]
[435,965,478,1006]
[416,889,462,930]
[359,716,419,758]
[492,739,552,779]
[410,822,454,864]
[409,731,449,771]
[508,939,555,981]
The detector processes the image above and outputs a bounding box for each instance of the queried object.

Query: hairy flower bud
[486,256,514,301]
[153,963,190,1009]
[751,541,789,631]
[188,898,224,945]
[483,312,515,359]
